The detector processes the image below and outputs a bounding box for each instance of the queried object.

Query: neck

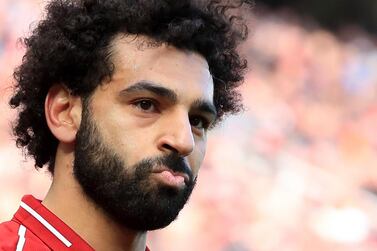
[42,145,147,251]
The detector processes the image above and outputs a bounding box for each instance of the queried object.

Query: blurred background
[1,1,377,250]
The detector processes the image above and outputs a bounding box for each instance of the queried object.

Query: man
[0,0,251,250]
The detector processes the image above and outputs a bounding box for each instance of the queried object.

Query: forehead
[107,34,214,101]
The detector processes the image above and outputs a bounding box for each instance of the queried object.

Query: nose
[157,114,195,157]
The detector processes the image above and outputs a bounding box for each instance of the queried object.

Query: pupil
[191,117,200,126]
[140,101,151,110]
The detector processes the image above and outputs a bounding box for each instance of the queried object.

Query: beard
[73,100,197,231]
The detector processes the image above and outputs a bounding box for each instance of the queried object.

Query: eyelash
[189,115,211,130]
[131,98,211,130]
[132,99,159,112]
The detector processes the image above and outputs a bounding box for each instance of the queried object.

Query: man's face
[73,35,215,231]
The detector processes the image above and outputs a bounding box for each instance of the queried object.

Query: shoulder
[0,220,50,251]
[0,220,19,248]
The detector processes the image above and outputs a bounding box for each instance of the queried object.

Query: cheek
[91,92,159,165]
[189,140,207,176]
[93,110,146,164]
[102,124,153,164]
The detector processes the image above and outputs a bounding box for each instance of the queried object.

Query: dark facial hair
[73,100,197,231]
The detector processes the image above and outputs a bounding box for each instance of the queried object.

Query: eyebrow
[120,81,178,102]
[120,80,217,118]
[191,99,218,120]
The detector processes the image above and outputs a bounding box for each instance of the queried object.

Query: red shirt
[0,195,150,251]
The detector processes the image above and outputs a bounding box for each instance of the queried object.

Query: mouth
[151,166,190,188]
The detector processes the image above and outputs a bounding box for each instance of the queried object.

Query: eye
[189,116,209,130]
[133,99,158,112]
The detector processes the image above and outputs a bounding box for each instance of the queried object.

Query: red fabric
[0,195,150,251]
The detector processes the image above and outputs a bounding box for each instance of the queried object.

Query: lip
[152,166,190,184]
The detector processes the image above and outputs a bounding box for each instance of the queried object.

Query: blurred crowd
[1,1,377,251]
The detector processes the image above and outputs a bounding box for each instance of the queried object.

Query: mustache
[137,153,194,183]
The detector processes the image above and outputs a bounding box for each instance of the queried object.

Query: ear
[45,85,82,144]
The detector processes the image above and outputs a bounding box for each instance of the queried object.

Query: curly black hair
[9,0,253,172]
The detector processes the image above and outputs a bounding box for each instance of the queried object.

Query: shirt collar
[13,195,94,251]
[13,195,150,251]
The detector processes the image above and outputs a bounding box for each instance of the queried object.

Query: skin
[42,34,215,251]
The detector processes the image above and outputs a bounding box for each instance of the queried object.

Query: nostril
[162,144,178,153]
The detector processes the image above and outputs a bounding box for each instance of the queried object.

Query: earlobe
[45,85,82,143]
